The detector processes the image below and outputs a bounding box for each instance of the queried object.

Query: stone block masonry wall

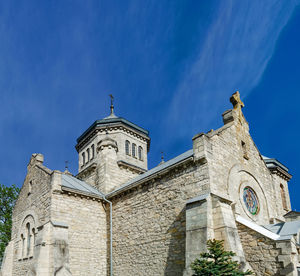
[271,174,291,219]
[237,222,283,275]
[206,114,284,224]
[51,192,107,276]
[11,156,52,276]
[110,161,210,276]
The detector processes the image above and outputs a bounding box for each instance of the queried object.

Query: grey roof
[262,155,289,172]
[264,220,300,238]
[77,115,149,144]
[107,149,194,197]
[284,211,300,217]
[61,174,104,197]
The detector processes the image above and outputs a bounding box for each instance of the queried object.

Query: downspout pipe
[102,196,113,276]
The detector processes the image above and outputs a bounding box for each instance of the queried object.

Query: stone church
[1,92,299,276]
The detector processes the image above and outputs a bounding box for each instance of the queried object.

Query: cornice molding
[75,124,150,152]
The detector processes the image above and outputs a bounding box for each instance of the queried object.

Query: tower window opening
[91,145,95,159]
[82,152,86,165]
[125,140,130,155]
[138,146,143,161]
[87,148,90,162]
[132,143,136,158]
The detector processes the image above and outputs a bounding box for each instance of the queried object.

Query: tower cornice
[75,118,150,152]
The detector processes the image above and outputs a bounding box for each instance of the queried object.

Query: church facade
[1,92,299,276]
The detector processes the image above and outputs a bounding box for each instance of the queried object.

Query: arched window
[87,148,90,162]
[132,143,136,158]
[91,144,95,159]
[82,152,85,165]
[125,140,130,155]
[26,223,31,256]
[280,184,288,210]
[138,146,143,161]
[19,215,36,260]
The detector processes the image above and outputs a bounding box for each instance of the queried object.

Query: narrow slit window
[241,140,249,160]
[26,223,31,256]
[32,228,36,255]
[21,234,24,258]
[125,140,130,155]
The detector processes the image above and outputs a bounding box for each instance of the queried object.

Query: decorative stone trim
[76,124,150,152]
[186,192,232,206]
[186,193,209,205]
[269,166,292,181]
[61,186,103,201]
[117,160,146,174]
[97,138,118,152]
[76,163,97,180]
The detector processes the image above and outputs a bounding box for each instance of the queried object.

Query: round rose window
[243,187,259,215]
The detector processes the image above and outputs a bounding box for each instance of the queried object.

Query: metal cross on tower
[109,94,114,115]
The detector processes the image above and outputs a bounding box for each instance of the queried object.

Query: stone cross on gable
[230,91,244,110]
[230,91,244,123]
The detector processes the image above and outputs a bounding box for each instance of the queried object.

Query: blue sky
[0,1,300,209]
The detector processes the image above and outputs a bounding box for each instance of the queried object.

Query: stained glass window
[243,187,259,215]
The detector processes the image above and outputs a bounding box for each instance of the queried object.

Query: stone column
[34,222,52,275]
[276,238,298,276]
[184,193,214,276]
[211,194,249,270]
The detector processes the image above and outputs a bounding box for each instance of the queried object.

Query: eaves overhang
[262,156,292,180]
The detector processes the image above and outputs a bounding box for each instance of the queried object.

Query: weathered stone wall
[11,154,52,275]
[0,241,13,276]
[110,160,209,276]
[237,222,283,275]
[271,173,291,219]
[51,191,107,276]
[204,109,289,224]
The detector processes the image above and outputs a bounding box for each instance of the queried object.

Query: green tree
[0,184,20,264]
[191,239,253,276]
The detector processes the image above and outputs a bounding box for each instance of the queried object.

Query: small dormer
[75,96,150,193]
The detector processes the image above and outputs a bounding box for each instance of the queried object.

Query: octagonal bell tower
[75,97,150,194]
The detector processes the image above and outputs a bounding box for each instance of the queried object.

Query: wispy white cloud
[167,0,299,134]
